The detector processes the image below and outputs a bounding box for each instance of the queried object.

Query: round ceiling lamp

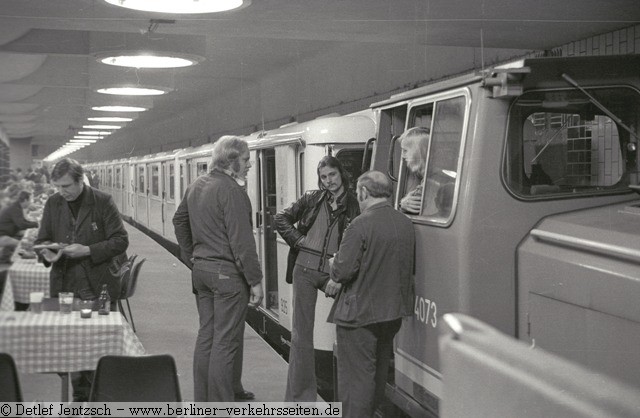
[103,0,249,14]
[92,106,146,112]
[97,87,167,96]
[97,53,202,69]
[88,117,133,122]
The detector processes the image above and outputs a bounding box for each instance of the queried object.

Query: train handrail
[530,229,640,263]
[387,135,399,182]
[361,137,376,173]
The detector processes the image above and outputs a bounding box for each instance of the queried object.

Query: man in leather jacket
[275,155,360,401]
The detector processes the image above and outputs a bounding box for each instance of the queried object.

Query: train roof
[247,109,376,150]
[371,55,640,108]
[134,149,182,164]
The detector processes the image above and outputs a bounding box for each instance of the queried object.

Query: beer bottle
[98,284,110,315]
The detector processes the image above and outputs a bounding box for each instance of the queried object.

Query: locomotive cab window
[335,148,365,195]
[397,93,468,223]
[505,87,640,198]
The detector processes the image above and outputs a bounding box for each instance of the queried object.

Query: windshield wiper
[562,73,639,141]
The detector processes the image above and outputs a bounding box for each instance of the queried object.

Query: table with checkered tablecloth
[0,257,50,311]
[0,311,145,373]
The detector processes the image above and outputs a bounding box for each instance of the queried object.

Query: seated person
[0,191,39,261]
[398,127,430,214]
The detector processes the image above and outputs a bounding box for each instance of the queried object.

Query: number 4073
[414,296,437,328]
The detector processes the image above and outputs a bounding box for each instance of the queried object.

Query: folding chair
[118,256,145,332]
[0,353,23,401]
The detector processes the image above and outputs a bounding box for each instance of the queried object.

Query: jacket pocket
[334,293,358,324]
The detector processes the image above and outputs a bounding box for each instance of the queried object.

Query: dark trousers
[71,371,94,402]
[336,319,402,418]
[192,264,249,402]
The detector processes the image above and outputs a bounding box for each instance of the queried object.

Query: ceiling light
[98,54,201,69]
[74,135,102,140]
[92,106,146,112]
[70,139,98,143]
[88,117,133,122]
[103,0,248,14]
[77,131,113,136]
[83,125,121,129]
[97,87,167,96]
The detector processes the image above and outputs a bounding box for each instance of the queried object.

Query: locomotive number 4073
[414,296,437,328]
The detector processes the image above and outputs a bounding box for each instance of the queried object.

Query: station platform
[18,222,289,402]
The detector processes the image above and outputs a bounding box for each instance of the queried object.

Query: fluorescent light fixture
[98,54,201,69]
[70,139,98,143]
[92,106,146,112]
[83,125,122,129]
[77,131,113,136]
[88,117,133,122]
[74,135,102,140]
[97,87,167,96]
[103,0,248,14]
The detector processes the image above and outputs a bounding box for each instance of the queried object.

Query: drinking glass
[29,292,44,314]
[59,292,74,314]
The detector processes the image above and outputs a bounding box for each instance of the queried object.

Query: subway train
[87,54,640,417]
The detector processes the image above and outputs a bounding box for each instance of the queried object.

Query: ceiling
[0,0,639,160]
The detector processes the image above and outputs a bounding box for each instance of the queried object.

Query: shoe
[234,390,255,400]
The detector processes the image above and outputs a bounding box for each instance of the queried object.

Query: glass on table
[79,299,95,318]
[29,292,44,314]
[58,292,74,314]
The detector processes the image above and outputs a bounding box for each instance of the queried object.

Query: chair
[118,256,145,332]
[0,353,23,401]
[89,355,182,402]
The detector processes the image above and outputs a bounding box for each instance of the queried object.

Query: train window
[505,87,638,198]
[138,166,145,193]
[169,163,175,200]
[115,167,121,189]
[399,95,466,222]
[422,97,465,221]
[107,167,113,188]
[335,148,365,195]
[180,164,186,199]
[151,165,160,197]
[197,162,208,176]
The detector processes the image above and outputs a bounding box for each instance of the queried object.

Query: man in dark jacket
[173,136,263,402]
[0,191,39,259]
[328,170,415,418]
[275,155,360,401]
[35,158,128,402]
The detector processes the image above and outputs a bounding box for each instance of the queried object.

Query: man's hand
[61,244,91,259]
[400,194,421,214]
[249,282,264,308]
[324,279,342,298]
[40,248,63,263]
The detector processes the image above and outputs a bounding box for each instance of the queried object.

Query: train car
[365,54,640,416]
[129,150,183,241]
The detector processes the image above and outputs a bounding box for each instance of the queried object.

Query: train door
[163,161,177,240]
[179,162,187,200]
[136,164,148,226]
[147,163,162,235]
[127,164,136,218]
[377,91,470,413]
[113,164,123,211]
[255,148,280,317]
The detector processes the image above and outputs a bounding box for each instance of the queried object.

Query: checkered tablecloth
[0,258,50,311]
[0,311,145,373]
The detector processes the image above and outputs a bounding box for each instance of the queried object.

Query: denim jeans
[192,261,249,402]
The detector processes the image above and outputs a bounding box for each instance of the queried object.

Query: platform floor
[18,222,289,402]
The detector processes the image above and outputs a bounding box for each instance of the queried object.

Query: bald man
[326,170,415,418]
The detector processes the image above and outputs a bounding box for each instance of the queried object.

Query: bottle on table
[98,284,110,315]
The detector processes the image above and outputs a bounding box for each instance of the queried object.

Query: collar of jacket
[218,168,246,187]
